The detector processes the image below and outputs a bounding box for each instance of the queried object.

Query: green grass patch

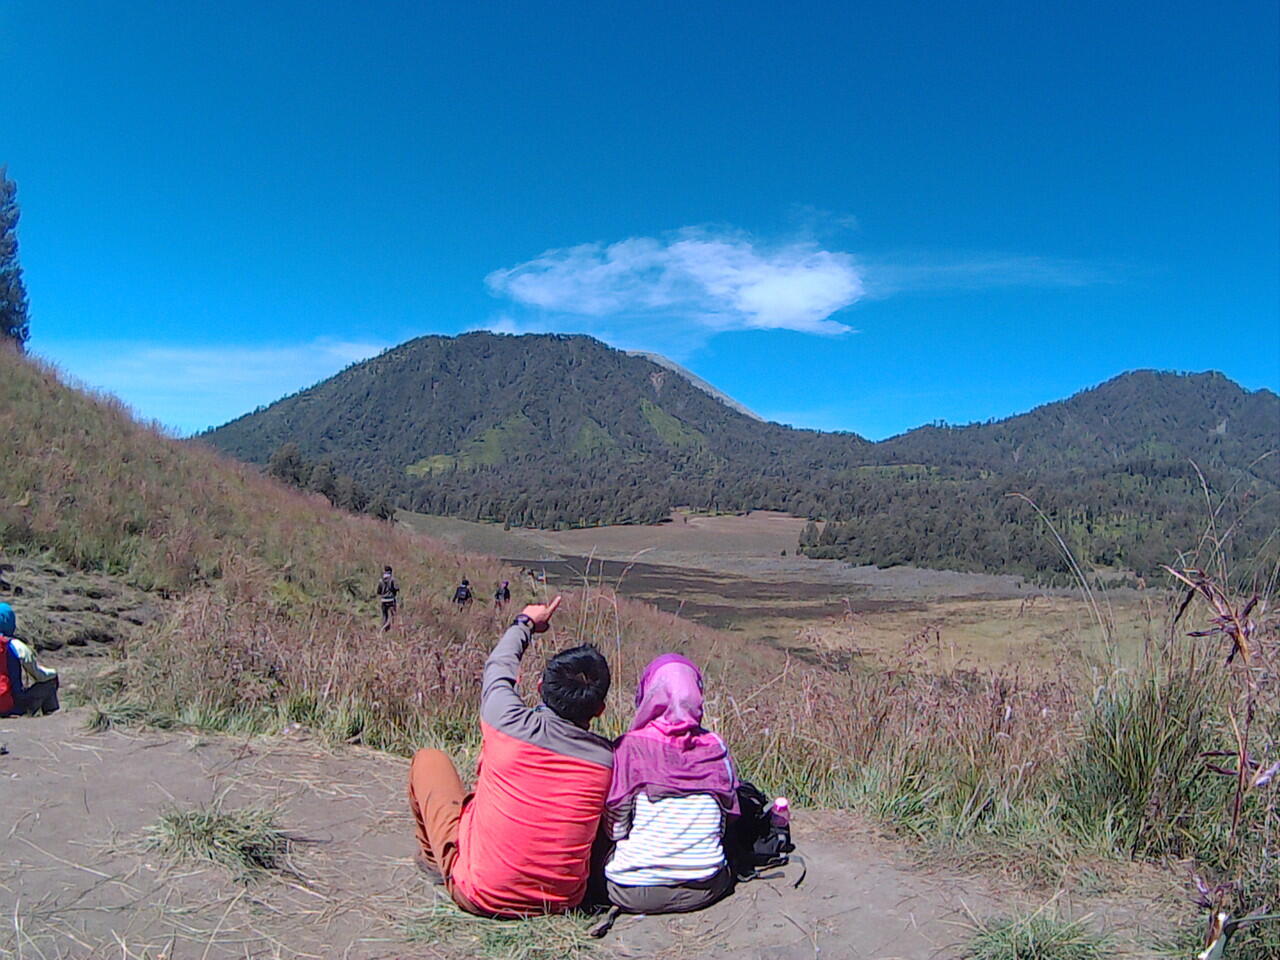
[143,801,290,876]
[1060,657,1226,858]
[85,698,178,732]
[405,898,599,960]
[406,453,459,476]
[639,399,705,450]
[572,419,617,457]
[962,909,1108,960]
[407,413,538,476]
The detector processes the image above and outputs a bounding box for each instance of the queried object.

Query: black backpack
[723,781,800,884]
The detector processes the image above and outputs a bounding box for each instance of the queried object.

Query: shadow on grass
[405,896,600,960]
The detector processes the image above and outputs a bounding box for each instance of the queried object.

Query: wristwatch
[513,614,534,629]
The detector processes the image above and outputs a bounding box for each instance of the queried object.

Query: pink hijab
[605,654,739,821]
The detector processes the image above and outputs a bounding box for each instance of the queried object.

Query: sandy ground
[0,710,1173,960]
[398,512,1037,597]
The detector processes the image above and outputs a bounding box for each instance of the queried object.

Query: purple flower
[1253,760,1280,788]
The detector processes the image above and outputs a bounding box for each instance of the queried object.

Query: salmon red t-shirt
[448,625,613,916]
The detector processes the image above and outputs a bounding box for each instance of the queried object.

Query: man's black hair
[541,644,611,727]
[384,565,393,574]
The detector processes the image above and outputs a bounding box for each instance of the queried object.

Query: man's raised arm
[479,596,562,725]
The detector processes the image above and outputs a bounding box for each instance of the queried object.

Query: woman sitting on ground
[602,653,739,914]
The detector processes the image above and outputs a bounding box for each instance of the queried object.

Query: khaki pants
[408,749,486,914]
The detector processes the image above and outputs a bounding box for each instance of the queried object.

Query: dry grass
[0,347,507,602]
[142,801,291,876]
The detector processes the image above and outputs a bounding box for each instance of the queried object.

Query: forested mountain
[201,332,870,523]
[200,333,1279,582]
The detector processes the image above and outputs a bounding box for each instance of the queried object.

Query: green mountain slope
[812,371,1279,581]
[200,332,870,525]
[200,334,1280,581]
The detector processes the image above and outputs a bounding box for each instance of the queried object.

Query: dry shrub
[714,652,1077,839]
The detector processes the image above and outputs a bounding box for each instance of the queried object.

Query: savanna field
[3,346,1278,959]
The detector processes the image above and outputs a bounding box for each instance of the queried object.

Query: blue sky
[4,1,1277,438]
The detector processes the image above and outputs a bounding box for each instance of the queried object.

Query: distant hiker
[377,566,400,630]
[0,603,60,717]
[452,579,473,608]
[493,580,510,609]
[602,654,738,914]
[408,596,614,917]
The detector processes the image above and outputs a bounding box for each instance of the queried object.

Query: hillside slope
[879,369,1279,478]
[0,346,783,747]
[199,333,1279,580]
[811,370,1280,580]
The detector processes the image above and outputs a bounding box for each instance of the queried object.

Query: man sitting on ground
[408,595,614,917]
[0,602,60,717]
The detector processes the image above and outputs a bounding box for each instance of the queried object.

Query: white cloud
[486,229,865,336]
[35,337,388,435]
[485,230,1112,357]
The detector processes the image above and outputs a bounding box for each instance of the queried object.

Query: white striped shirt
[605,793,726,885]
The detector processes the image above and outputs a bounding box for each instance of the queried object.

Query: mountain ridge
[626,350,766,422]
[200,332,1279,581]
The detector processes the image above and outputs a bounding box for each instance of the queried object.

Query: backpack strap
[734,853,807,889]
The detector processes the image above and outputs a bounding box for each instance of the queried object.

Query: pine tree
[0,168,30,349]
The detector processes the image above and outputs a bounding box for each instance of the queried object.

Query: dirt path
[1,711,1166,960]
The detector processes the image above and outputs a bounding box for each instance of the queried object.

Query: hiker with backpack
[493,580,511,609]
[451,579,473,608]
[0,602,60,717]
[600,653,741,914]
[376,565,399,630]
[407,595,615,917]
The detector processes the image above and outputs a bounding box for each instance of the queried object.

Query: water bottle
[769,796,790,828]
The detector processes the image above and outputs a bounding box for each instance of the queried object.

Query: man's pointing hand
[520,595,562,633]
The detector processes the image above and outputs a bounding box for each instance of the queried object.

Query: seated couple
[408,596,739,918]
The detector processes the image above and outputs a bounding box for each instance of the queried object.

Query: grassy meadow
[3,346,1279,957]
[402,508,1157,671]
